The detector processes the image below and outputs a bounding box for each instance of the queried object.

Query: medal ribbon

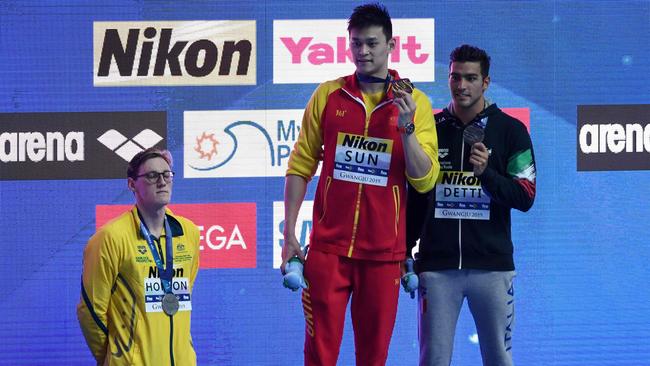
[470,101,490,129]
[356,72,390,84]
[139,217,174,294]
[356,72,392,97]
[472,115,488,129]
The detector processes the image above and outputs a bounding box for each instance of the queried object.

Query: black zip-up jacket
[407,103,536,272]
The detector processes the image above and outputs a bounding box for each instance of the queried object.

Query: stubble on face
[449,61,489,114]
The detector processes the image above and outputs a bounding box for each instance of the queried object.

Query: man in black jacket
[407,44,536,366]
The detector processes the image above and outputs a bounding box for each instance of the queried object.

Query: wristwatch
[398,122,415,135]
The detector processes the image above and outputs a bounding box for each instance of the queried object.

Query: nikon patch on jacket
[435,171,490,220]
[333,132,393,186]
[144,268,192,313]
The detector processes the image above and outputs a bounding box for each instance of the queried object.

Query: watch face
[397,122,415,135]
[405,122,415,135]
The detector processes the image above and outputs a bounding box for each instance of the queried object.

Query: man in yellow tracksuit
[77,148,200,365]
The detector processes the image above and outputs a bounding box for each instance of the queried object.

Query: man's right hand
[281,233,305,273]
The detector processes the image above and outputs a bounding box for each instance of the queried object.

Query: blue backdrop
[1,1,649,365]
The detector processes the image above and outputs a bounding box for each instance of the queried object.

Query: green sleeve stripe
[507,149,536,180]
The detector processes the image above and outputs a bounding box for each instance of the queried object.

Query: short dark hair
[449,44,491,78]
[127,147,172,179]
[348,3,392,41]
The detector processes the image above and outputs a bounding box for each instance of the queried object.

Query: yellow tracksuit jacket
[77,206,200,365]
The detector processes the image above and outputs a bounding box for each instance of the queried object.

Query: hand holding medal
[466,123,489,176]
[391,78,417,133]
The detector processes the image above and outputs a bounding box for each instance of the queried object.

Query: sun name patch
[333,132,393,186]
[144,277,192,313]
[434,170,490,220]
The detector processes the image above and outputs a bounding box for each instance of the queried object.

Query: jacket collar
[439,100,499,128]
[132,206,184,239]
[343,69,401,100]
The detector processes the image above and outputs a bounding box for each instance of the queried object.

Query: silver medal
[162,293,179,316]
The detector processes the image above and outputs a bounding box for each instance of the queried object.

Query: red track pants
[301,249,401,366]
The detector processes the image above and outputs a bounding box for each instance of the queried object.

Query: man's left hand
[393,90,416,129]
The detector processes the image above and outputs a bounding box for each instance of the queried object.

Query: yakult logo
[96,203,257,269]
[273,19,434,84]
[94,21,256,86]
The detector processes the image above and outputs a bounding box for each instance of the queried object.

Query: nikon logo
[0,131,84,163]
[94,21,256,86]
[148,266,184,279]
[341,134,388,152]
[577,105,650,171]
[440,171,481,186]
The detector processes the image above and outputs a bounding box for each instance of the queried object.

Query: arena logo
[272,201,313,269]
[579,124,650,153]
[183,109,321,178]
[0,131,84,163]
[273,19,435,84]
[0,112,166,180]
[96,203,257,269]
[577,105,650,171]
[94,21,256,86]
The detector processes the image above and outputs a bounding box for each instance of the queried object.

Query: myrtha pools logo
[184,110,316,178]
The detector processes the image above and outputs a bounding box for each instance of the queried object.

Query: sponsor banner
[272,201,313,269]
[274,19,434,84]
[184,109,321,178]
[0,112,166,180]
[434,108,530,131]
[434,171,490,220]
[578,104,650,171]
[94,21,256,86]
[96,203,257,269]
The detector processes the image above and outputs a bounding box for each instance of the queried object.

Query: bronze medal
[463,124,485,145]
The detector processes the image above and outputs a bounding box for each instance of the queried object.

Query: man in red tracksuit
[281,4,440,365]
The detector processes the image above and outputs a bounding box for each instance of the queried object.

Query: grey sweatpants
[418,270,515,366]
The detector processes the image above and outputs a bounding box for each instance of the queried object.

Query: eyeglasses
[135,170,175,184]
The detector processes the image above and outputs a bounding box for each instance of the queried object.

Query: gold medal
[391,78,414,94]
